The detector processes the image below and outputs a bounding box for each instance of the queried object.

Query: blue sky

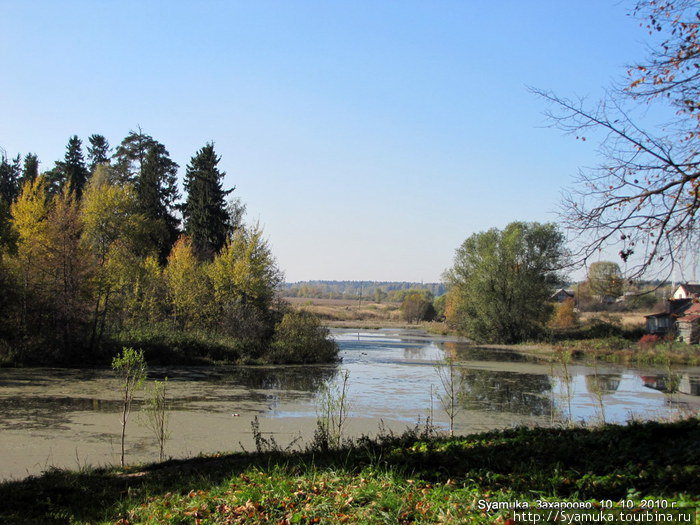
[0,1,651,282]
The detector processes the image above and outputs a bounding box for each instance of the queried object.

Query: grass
[106,326,262,365]
[1,419,698,524]
[553,338,700,365]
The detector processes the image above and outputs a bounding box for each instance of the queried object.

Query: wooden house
[645,297,700,343]
[550,288,574,303]
[672,283,700,300]
[644,298,692,337]
[676,302,700,344]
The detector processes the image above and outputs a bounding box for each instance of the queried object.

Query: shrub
[107,326,246,364]
[401,293,436,323]
[549,298,578,329]
[639,333,662,349]
[269,311,339,364]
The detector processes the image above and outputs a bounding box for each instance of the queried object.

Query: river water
[1,328,698,480]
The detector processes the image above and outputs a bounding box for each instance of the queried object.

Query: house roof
[645,312,672,319]
[550,288,574,298]
[645,298,694,319]
[677,301,700,321]
[676,283,700,296]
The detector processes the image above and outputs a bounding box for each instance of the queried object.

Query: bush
[269,311,339,364]
[549,298,578,329]
[401,293,436,323]
[638,333,662,349]
[107,326,248,364]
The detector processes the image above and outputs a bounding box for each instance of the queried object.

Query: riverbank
[0,311,340,368]
[304,300,699,366]
[2,419,697,524]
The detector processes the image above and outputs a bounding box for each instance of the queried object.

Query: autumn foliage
[549,298,579,330]
[0,161,335,365]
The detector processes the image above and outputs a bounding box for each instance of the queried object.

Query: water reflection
[584,374,622,395]
[442,341,535,363]
[458,370,553,417]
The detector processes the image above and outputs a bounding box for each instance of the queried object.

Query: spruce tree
[112,129,155,184]
[183,143,232,260]
[0,154,21,252]
[87,134,110,173]
[0,153,21,204]
[138,143,181,261]
[21,153,39,186]
[63,136,89,199]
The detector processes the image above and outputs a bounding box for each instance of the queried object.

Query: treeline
[0,132,337,365]
[282,281,446,301]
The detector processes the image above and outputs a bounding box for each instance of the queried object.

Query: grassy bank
[1,310,340,368]
[2,419,698,524]
[107,327,258,365]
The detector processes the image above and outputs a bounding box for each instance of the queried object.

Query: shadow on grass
[2,419,698,523]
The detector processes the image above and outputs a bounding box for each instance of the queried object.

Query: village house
[645,283,700,343]
[673,283,700,300]
[550,288,574,303]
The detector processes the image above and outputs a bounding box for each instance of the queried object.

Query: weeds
[313,370,351,450]
[249,416,302,453]
[141,378,170,462]
[555,348,573,425]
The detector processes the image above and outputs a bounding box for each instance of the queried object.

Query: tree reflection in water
[458,369,553,417]
[584,373,622,424]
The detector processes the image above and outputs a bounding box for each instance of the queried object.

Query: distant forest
[282,281,446,301]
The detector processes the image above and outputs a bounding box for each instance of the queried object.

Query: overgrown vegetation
[1,419,697,524]
[268,311,340,364]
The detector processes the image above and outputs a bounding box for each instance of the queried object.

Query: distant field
[283,296,404,324]
[283,297,653,330]
[579,310,649,328]
[284,297,370,307]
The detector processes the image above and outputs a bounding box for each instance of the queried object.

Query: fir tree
[138,143,180,261]
[21,153,39,186]
[0,153,21,253]
[63,136,89,199]
[183,143,232,260]
[87,134,110,173]
[0,153,21,204]
[112,129,155,184]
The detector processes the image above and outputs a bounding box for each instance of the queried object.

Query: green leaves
[446,222,565,343]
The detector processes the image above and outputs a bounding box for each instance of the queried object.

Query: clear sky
[0,1,651,282]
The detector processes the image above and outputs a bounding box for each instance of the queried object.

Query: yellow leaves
[208,224,281,310]
[81,174,147,258]
[10,176,49,250]
[164,236,211,329]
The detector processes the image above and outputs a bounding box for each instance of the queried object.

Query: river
[0,328,698,480]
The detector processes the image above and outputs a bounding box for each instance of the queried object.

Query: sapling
[143,378,170,461]
[112,347,147,467]
[434,356,466,436]
[315,369,351,449]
